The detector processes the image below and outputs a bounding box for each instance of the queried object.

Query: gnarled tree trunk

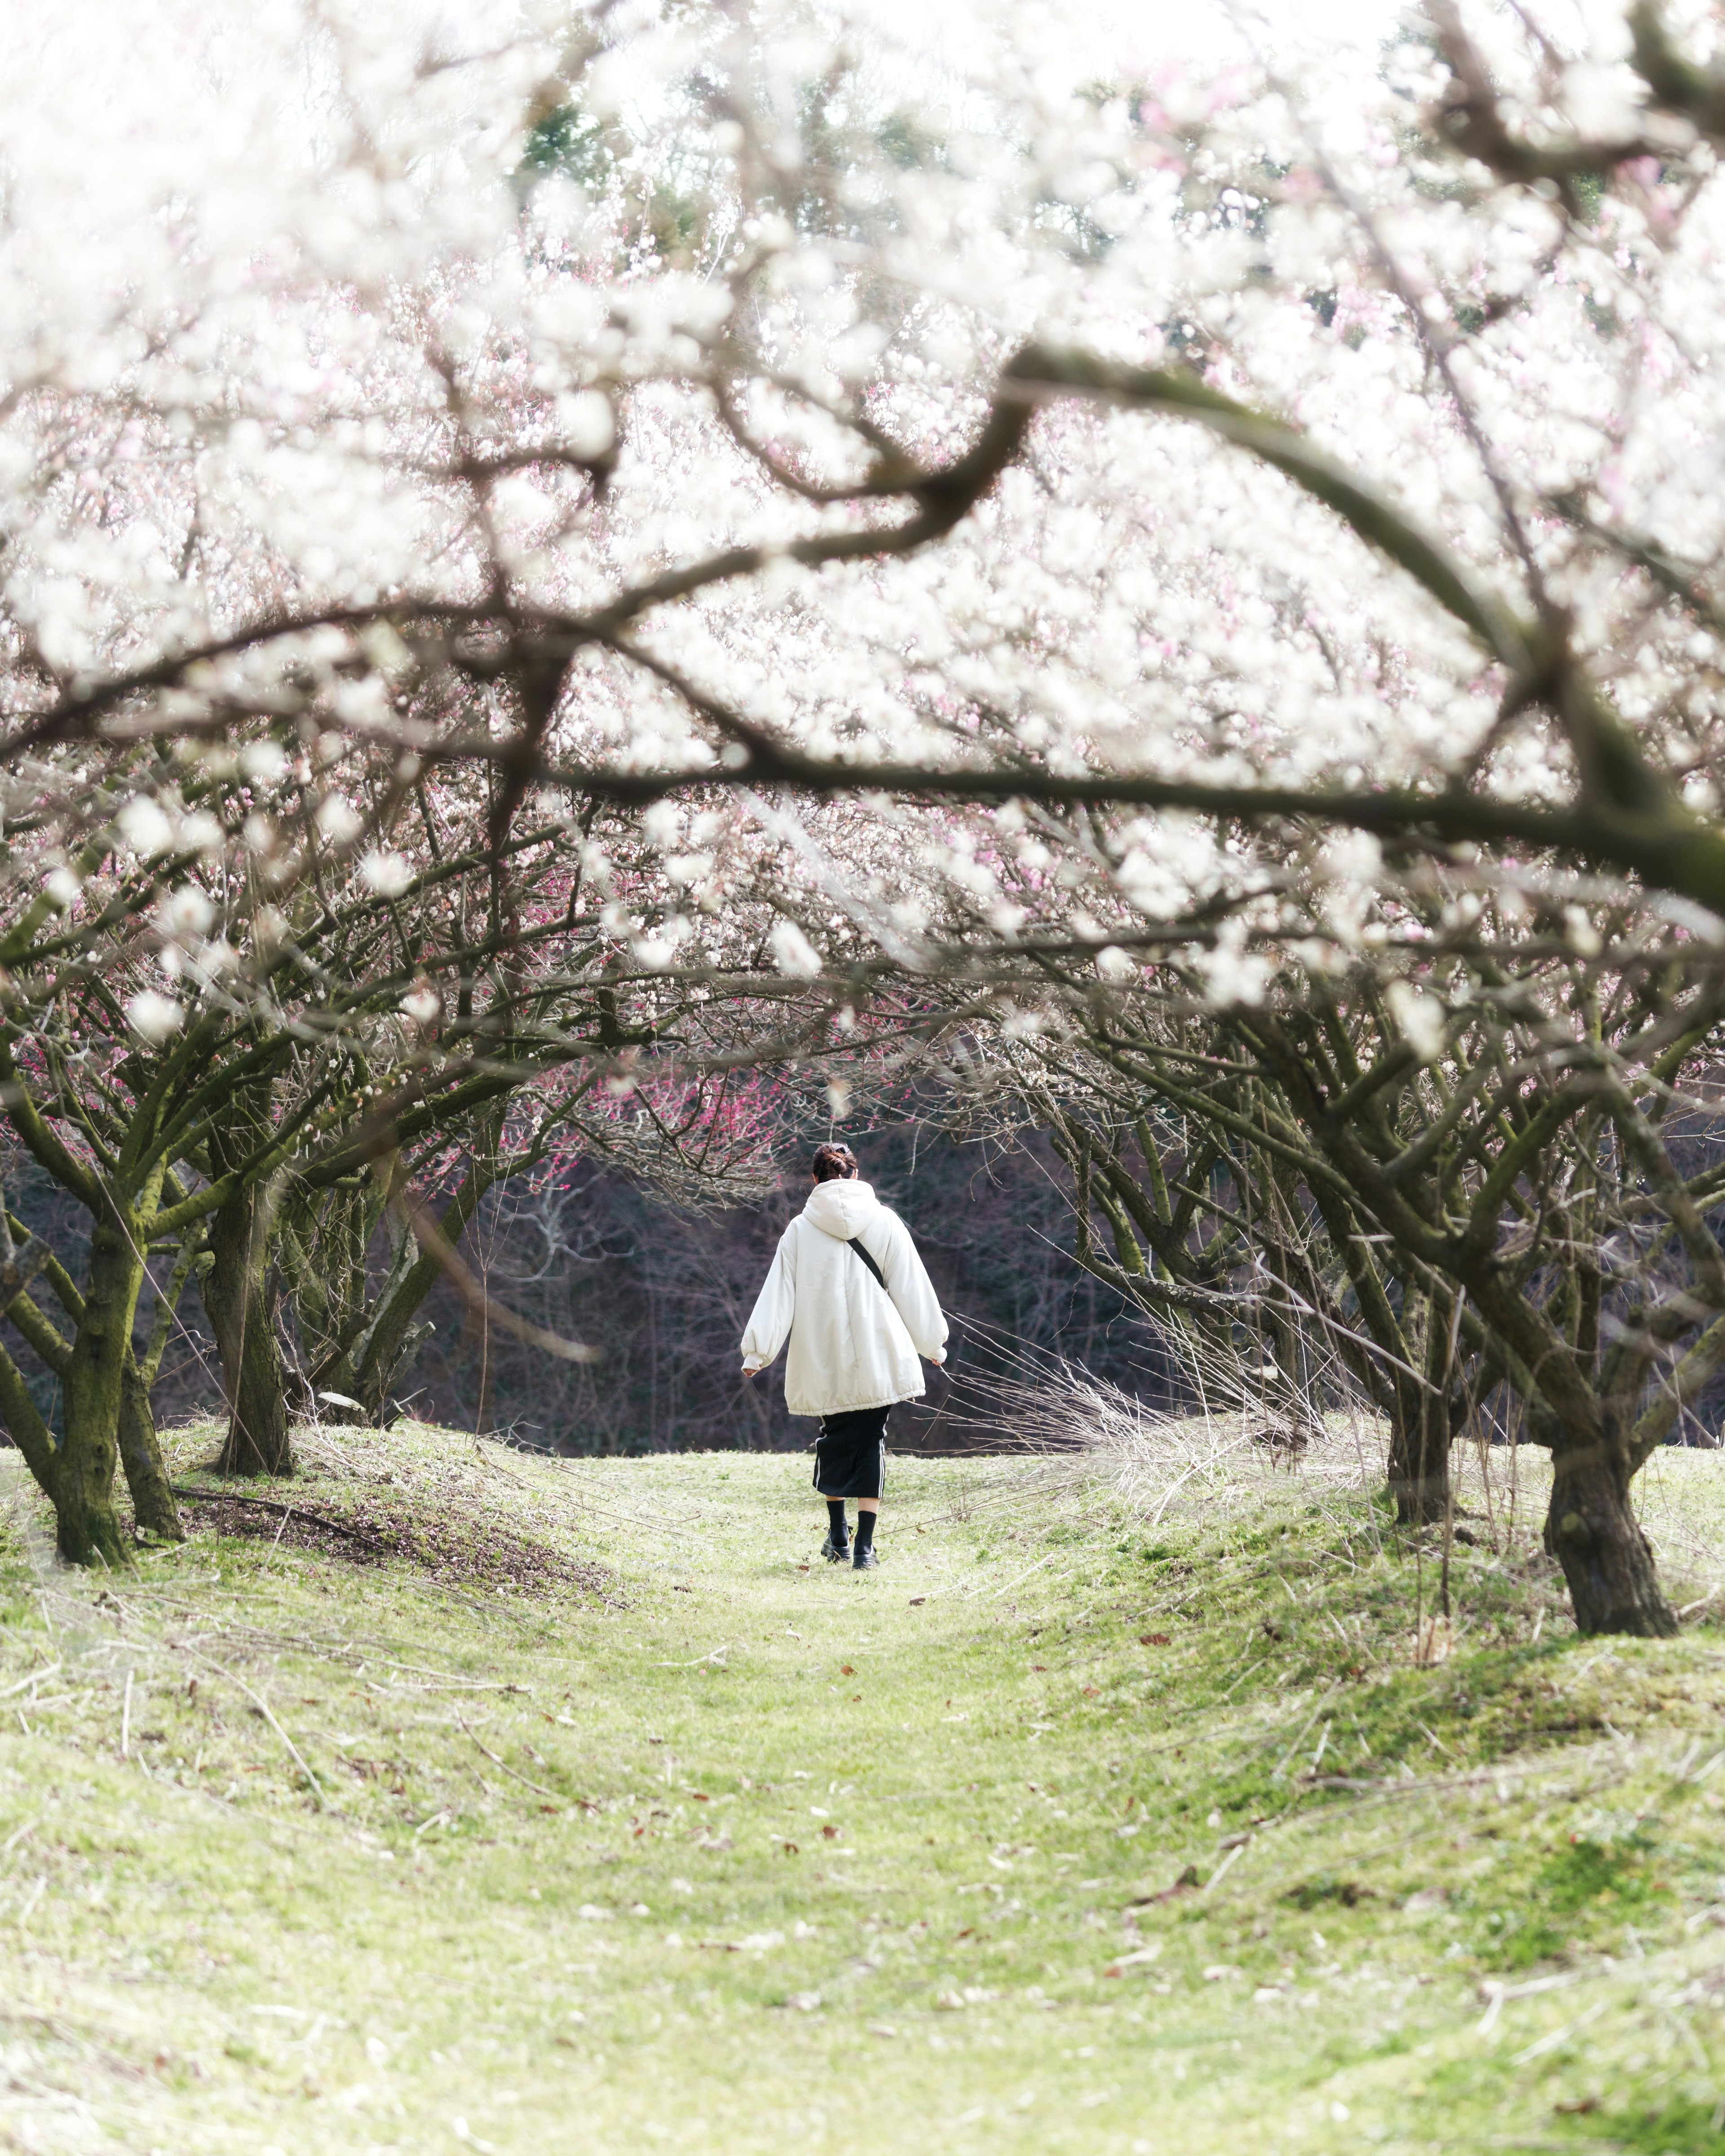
[1385,1290,1454,1529]
[204,1186,291,1474]
[113,1228,201,1541]
[0,1198,155,1564]
[1545,1443,1677,1637]
[51,1211,150,1566]
[203,1089,292,1477]
[118,1348,183,1541]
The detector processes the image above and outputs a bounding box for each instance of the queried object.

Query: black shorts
[812,1406,889,1499]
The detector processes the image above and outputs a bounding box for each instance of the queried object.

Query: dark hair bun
[812,1142,859,1182]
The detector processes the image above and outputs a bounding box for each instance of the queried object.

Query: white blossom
[1385,981,1447,1063]
[116,798,175,859]
[126,990,183,1043]
[770,920,823,978]
[316,795,363,845]
[359,849,411,895]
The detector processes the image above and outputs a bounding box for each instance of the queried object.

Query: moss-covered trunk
[118,1347,183,1541]
[115,1230,201,1540]
[204,1177,292,1475]
[1546,1443,1677,1637]
[52,1213,148,1567]
[203,1087,292,1477]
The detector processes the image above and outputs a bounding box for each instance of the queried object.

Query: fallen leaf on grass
[908,1596,926,1606]
[1140,1634,1171,1647]
[840,1666,854,1676]
[1127,1865,1200,1907]
[1082,1686,1101,1697]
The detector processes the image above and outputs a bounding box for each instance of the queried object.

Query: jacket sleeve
[740,1225,797,1367]
[879,1211,947,1360]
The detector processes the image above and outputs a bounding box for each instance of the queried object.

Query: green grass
[1,1421,1725,2153]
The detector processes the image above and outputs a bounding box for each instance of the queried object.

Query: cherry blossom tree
[975,922,1725,1639]
[11,0,1725,1627]
[0,754,898,1559]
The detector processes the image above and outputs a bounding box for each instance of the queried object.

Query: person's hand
[931,1348,947,1367]
[742,1361,764,1379]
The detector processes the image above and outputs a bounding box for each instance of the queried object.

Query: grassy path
[2,1426,1725,2152]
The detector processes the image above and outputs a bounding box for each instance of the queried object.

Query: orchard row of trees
[7,0,1725,1638]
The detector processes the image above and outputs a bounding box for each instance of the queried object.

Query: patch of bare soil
[174,1484,614,1599]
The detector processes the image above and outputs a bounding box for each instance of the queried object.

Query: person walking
[740,1143,947,1570]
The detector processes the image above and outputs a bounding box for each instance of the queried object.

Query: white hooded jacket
[740,1180,947,1418]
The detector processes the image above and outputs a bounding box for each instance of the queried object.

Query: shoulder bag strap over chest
[846,1236,888,1291]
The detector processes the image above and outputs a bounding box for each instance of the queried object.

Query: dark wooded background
[4,1130,1175,1455]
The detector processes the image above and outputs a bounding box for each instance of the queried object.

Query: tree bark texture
[1545,1443,1678,1637]
[204,1188,292,1474]
[203,1091,293,1476]
[51,1215,148,1566]
[1384,1292,1454,1528]
[118,1348,184,1541]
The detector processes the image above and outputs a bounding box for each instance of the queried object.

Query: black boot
[821,1499,849,1562]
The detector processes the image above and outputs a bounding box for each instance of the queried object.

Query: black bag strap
[846,1236,888,1291]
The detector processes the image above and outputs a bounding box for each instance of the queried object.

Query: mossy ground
[1,1421,1724,2153]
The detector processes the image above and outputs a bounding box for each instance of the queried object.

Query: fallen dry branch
[172,1483,391,1555]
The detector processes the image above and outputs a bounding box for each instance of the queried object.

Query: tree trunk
[1386,1289,1452,1527]
[204,1178,293,1477]
[1545,1445,1677,1637]
[291,1156,494,1425]
[53,1216,145,1567]
[117,1348,184,1541]
[1386,1393,1450,1524]
[115,1228,201,1539]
